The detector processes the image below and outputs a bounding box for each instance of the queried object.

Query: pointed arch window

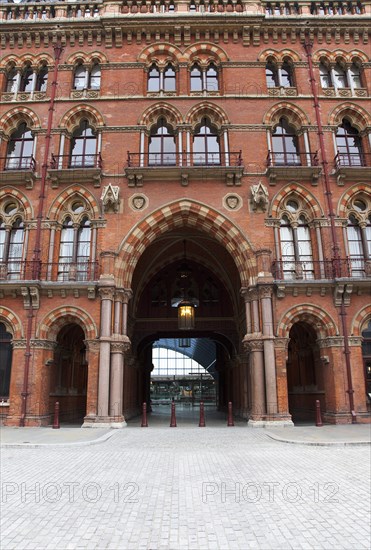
[279,214,313,280]
[333,63,348,88]
[69,120,98,168]
[148,64,176,93]
[349,63,362,88]
[190,64,203,91]
[265,60,294,88]
[272,118,300,165]
[6,123,34,170]
[148,118,176,165]
[362,321,371,398]
[193,118,220,165]
[0,323,12,399]
[281,61,293,87]
[58,216,91,281]
[347,214,370,277]
[190,63,219,92]
[163,64,176,92]
[73,64,86,90]
[266,61,279,87]
[20,66,33,92]
[335,120,364,166]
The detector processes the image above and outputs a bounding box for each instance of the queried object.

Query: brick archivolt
[0,307,24,339]
[37,306,98,341]
[66,51,108,65]
[140,103,182,128]
[138,43,181,64]
[337,183,371,217]
[47,185,101,221]
[276,304,339,339]
[185,102,229,128]
[137,42,228,65]
[58,104,105,133]
[269,184,323,219]
[1,53,53,69]
[351,305,371,337]
[0,186,34,220]
[328,103,370,131]
[258,49,301,63]
[312,49,369,64]
[0,107,41,137]
[263,102,310,130]
[117,199,254,288]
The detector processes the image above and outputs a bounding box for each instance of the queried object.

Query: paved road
[1,420,370,549]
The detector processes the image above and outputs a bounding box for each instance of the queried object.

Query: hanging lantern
[178,299,195,330]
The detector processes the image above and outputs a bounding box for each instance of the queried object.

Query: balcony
[48,154,102,187]
[266,151,321,185]
[272,258,371,298]
[334,153,371,185]
[0,260,100,283]
[0,156,36,188]
[125,151,243,186]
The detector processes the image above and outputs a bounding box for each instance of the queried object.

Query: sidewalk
[1,420,370,447]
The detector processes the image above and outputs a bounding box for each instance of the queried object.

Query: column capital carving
[84,339,100,353]
[111,341,130,354]
[30,339,57,350]
[348,336,363,347]
[99,287,115,301]
[241,286,259,302]
[12,339,27,349]
[274,337,290,350]
[243,333,263,352]
[259,285,273,299]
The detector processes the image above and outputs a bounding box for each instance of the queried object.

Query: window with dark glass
[190,63,219,92]
[347,213,371,276]
[190,64,203,91]
[20,67,33,92]
[6,68,18,93]
[335,120,364,166]
[148,118,176,165]
[333,63,348,88]
[0,216,24,279]
[36,66,48,92]
[272,118,300,165]
[148,64,161,92]
[193,118,220,165]
[69,120,97,168]
[349,63,362,88]
[319,63,332,88]
[205,64,218,91]
[266,62,279,87]
[6,123,34,170]
[0,323,12,398]
[281,61,293,87]
[163,64,176,92]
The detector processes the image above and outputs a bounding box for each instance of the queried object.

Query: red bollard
[141,402,148,427]
[227,401,234,427]
[52,401,60,429]
[199,401,206,427]
[170,401,177,427]
[315,399,323,427]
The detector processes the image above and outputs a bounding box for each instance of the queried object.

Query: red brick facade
[0,0,370,427]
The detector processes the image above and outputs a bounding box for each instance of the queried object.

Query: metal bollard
[315,399,323,427]
[227,401,234,427]
[199,401,205,427]
[141,402,148,427]
[170,401,177,427]
[52,401,60,429]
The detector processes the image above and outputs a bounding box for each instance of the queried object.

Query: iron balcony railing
[272,258,370,281]
[0,261,100,282]
[334,152,370,168]
[50,153,102,170]
[266,151,319,167]
[126,151,242,168]
[1,156,36,171]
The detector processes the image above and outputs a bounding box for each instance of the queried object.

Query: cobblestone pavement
[1,415,370,550]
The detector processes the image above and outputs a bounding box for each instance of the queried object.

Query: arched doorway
[125,230,249,423]
[0,322,12,401]
[49,324,88,423]
[287,322,325,422]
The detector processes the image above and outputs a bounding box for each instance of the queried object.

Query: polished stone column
[260,286,278,417]
[109,341,127,424]
[97,287,114,418]
[83,339,100,421]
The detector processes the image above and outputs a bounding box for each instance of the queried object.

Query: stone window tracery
[345,195,371,277]
[5,122,35,170]
[0,199,25,280]
[190,63,219,93]
[147,63,176,93]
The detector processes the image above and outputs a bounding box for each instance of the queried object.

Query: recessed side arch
[269,183,324,218]
[183,43,229,63]
[47,185,102,221]
[263,102,310,130]
[0,186,34,220]
[328,103,370,131]
[37,307,98,341]
[0,107,41,137]
[0,307,24,339]
[337,183,371,217]
[258,49,301,63]
[139,103,183,128]
[185,102,229,128]
[59,104,105,133]
[116,200,255,288]
[138,43,182,64]
[276,304,339,339]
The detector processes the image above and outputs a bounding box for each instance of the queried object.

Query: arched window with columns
[0,323,12,399]
[5,122,35,170]
[344,195,371,277]
[0,200,25,280]
[148,117,176,165]
[147,63,176,93]
[190,63,219,93]
[271,118,301,166]
[193,117,221,165]
[335,119,365,167]
[69,119,98,168]
[57,200,93,282]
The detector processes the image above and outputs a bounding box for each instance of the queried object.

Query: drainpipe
[304,39,356,423]
[20,42,63,427]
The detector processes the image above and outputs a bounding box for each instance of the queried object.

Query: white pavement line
[264,432,371,446]
[0,429,121,449]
